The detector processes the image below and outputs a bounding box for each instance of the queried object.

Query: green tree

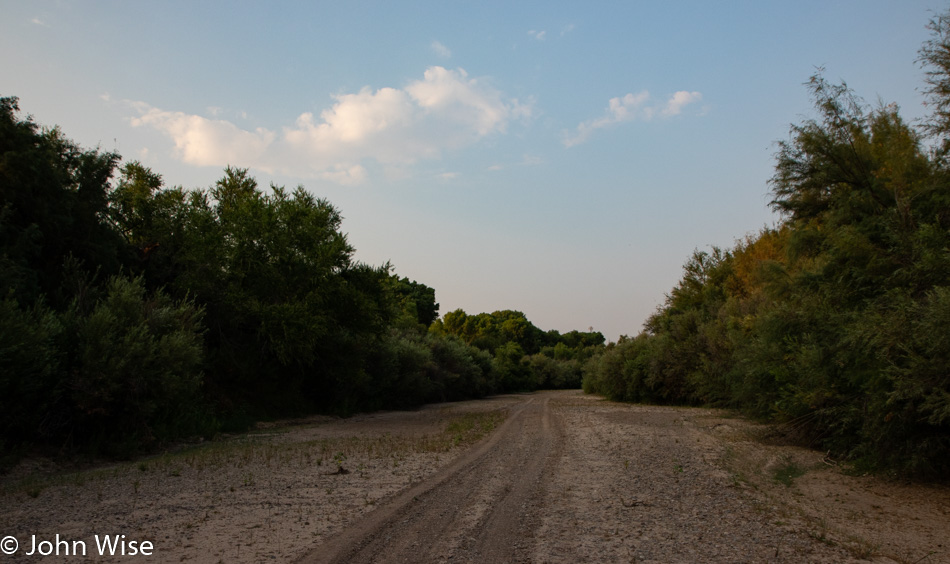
[0,96,128,307]
[919,10,950,156]
[583,56,950,476]
[109,164,397,414]
[387,276,439,331]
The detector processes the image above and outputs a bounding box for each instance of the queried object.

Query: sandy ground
[1,390,948,563]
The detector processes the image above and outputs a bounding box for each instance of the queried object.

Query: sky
[2,1,945,341]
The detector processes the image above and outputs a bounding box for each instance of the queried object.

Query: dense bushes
[0,298,61,450]
[434,308,604,392]
[1,95,602,459]
[66,276,206,453]
[0,275,206,456]
[369,331,496,409]
[583,54,950,476]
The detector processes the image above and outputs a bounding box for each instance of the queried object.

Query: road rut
[300,395,562,563]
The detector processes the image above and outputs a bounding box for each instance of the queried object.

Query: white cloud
[128,66,531,184]
[560,24,575,37]
[289,87,415,145]
[528,29,546,40]
[563,90,702,147]
[130,103,275,167]
[563,91,648,147]
[406,66,526,137]
[661,91,703,117]
[606,91,651,122]
[431,40,451,58]
[319,164,367,185]
[30,17,49,27]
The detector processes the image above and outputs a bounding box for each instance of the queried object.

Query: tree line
[5,11,950,479]
[0,98,600,459]
[583,14,950,478]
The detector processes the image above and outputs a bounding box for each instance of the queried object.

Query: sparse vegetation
[0,408,508,501]
[772,457,807,487]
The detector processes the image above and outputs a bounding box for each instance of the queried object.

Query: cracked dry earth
[3,390,949,563]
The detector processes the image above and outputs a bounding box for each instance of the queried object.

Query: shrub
[66,275,206,454]
[0,298,61,447]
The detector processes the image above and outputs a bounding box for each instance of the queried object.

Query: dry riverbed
[1,390,947,563]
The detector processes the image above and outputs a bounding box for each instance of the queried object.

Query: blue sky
[2,1,944,340]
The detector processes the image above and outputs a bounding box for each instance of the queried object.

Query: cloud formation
[130,104,276,168]
[661,91,703,117]
[431,40,451,58]
[563,90,702,147]
[129,67,529,184]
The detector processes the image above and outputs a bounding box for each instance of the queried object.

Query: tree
[388,276,439,331]
[919,10,950,156]
[582,53,950,476]
[0,96,128,307]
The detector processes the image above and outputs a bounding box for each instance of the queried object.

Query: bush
[427,334,495,400]
[527,354,582,389]
[493,342,534,392]
[0,298,61,447]
[66,275,207,454]
[848,288,950,475]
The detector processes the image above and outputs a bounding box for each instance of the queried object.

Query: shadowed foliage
[583,20,950,477]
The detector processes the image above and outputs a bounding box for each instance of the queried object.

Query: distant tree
[436,309,545,354]
[388,276,439,331]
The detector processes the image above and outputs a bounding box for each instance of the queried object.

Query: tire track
[296,395,563,564]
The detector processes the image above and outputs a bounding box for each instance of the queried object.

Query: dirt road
[298,391,895,563]
[302,394,561,563]
[4,391,947,563]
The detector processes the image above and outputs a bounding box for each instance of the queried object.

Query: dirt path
[302,395,562,563]
[3,390,948,563]
[298,391,939,563]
